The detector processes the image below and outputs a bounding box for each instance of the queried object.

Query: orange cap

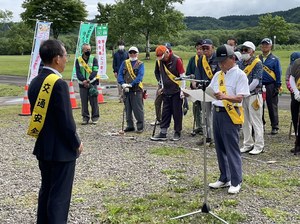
[155,45,168,59]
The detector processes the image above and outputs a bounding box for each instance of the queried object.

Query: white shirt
[208,65,250,107]
[43,66,63,78]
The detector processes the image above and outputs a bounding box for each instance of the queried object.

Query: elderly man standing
[208,44,249,194]
[117,46,145,133]
[258,38,282,135]
[238,41,264,155]
[151,45,186,141]
[194,39,220,146]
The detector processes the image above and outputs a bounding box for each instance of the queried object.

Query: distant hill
[185,7,300,30]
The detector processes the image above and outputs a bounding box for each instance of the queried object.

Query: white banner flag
[27,21,51,84]
[95,25,108,79]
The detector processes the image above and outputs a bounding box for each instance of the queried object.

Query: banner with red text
[95,24,108,79]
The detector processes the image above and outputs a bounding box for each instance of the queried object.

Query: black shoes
[171,132,181,141]
[151,132,167,141]
[124,127,135,132]
[271,128,279,135]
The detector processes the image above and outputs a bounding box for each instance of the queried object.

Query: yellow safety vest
[157,60,181,86]
[27,74,60,138]
[243,58,261,76]
[202,55,213,79]
[125,59,143,89]
[218,71,244,124]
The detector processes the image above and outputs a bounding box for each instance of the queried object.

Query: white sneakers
[240,145,264,155]
[228,184,241,194]
[209,180,231,189]
[240,145,253,153]
[209,180,241,194]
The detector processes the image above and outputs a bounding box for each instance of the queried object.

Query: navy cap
[165,43,172,50]
[290,52,300,65]
[261,38,272,45]
[202,39,213,46]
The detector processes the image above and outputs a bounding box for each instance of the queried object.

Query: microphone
[174,74,195,81]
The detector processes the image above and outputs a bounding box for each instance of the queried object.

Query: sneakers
[228,184,241,194]
[196,138,211,146]
[81,120,89,125]
[150,132,167,141]
[150,121,160,126]
[249,147,264,155]
[124,127,135,132]
[240,145,253,153]
[271,128,278,135]
[209,180,231,189]
[136,129,144,133]
[91,120,98,125]
[171,132,181,141]
[191,128,203,136]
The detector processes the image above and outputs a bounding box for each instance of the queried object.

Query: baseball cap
[214,44,235,62]
[155,45,168,60]
[128,46,139,54]
[241,41,255,51]
[165,42,172,50]
[202,39,213,46]
[290,52,300,65]
[261,38,272,45]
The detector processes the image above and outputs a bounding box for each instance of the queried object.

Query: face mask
[241,53,251,61]
[84,51,91,57]
[130,57,137,61]
[119,45,125,50]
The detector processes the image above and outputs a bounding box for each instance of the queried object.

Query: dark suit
[28,68,81,224]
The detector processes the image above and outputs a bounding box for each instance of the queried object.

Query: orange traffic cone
[69,81,80,109]
[97,84,106,104]
[19,84,31,116]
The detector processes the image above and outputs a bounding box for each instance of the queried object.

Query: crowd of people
[27,37,300,222]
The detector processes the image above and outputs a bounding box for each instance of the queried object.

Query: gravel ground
[0,100,300,223]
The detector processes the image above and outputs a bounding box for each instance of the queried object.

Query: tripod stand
[171,79,228,223]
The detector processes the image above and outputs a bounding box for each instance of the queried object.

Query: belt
[214,106,239,112]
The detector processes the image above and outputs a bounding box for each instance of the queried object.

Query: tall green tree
[258,14,290,44]
[103,0,185,59]
[21,0,88,39]
[0,10,13,23]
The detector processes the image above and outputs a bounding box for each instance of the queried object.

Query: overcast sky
[1,0,300,22]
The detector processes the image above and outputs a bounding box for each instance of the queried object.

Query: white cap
[128,46,139,53]
[234,51,242,61]
[242,41,255,51]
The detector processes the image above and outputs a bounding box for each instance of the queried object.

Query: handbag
[89,85,99,97]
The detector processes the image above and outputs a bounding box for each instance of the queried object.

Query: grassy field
[0,49,294,91]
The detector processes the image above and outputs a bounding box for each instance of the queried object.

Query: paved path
[0,75,291,110]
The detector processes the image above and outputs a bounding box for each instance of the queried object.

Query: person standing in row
[151,45,186,141]
[208,44,249,194]
[289,57,300,155]
[75,43,100,125]
[117,46,145,133]
[186,40,204,136]
[238,41,264,155]
[258,38,282,135]
[28,39,83,223]
[113,40,129,103]
[194,39,220,146]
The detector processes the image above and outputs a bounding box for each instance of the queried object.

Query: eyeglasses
[129,51,137,54]
[241,48,250,53]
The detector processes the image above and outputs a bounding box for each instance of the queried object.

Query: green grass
[0,49,293,92]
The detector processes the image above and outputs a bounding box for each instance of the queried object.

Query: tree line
[0,0,298,55]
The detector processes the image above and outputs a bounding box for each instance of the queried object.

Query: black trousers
[262,82,279,129]
[37,160,76,224]
[160,92,183,133]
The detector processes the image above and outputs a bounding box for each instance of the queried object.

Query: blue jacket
[118,59,145,89]
[258,53,282,87]
[113,50,129,73]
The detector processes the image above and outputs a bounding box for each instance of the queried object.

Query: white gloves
[122,83,132,92]
[294,91,300,102]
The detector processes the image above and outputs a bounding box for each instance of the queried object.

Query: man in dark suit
[28,39,83,224]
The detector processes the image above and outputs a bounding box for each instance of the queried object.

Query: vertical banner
[27,21,51,84]
[72,23,96,80]
[95,24,108,79]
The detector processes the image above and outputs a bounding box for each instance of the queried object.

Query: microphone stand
[171,79,228,224]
